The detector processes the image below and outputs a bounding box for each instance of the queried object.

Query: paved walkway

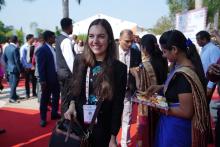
[0,86,39,110]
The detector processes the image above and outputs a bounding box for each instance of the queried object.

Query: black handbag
[49,99,103,147]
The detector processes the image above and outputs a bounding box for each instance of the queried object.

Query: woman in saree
[146,30,210,147]
[130,34,168,147]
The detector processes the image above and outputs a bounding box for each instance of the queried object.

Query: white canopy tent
[72,14,146,39]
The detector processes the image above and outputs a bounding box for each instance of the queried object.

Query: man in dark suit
[55,18,74,115]
[36,31,60,127]
[3,36,22,103]
[118,29,141,147]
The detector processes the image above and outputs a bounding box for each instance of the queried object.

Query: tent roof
[73,13,138,39]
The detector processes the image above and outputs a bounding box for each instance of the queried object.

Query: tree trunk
[62,0,69,18]
[214,11,219,30]
[195,0,203,9]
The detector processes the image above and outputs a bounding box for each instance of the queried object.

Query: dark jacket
[117,48,141,97]
[3,44,22,74]
[36,44,58,85]
[68,55,127,138]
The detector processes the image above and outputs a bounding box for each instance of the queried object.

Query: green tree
[203,0,220,27]
[36,28,44,36]
[77,34,87,41]
[0,21,13,43]
[149,16,174,35]
[16,28,24,45]
[55,26,61,36]
[167,0,220,29]
[167,0,195,18]
[148,0,199,37]
[0,21,25,44]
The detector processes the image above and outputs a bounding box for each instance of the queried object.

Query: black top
[165,73,192,103]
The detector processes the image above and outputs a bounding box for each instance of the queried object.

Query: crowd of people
[0,17,220,147]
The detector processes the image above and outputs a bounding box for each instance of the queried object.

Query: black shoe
[26,95,30,99]
[51,113,61,120]
[0,84,4,91]
[9,99,20,103]
[32,94,37,97]
[17,96,25,100]
[0,128,6,134]
[40,120,47,127]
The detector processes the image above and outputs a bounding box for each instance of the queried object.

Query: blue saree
[154,66,210,147]
[154,105,191,147]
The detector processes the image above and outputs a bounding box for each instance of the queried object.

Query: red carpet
[0,78,218,147]
[212,88,220,101]
[0,106,138,147]
[0,107,56,147]
[2,78,25,89]
[0,106,215,147]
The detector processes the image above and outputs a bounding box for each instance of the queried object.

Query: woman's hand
[208,63,220,76]
[145,85,164,97]
[130,67,139,77]
[149,106,169,115]
[130,67,140,89]
[207,63,220,83]
[109,135,117,147]
[64,100,77,120]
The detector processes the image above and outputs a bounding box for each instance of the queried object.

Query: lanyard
[85,67,91,104]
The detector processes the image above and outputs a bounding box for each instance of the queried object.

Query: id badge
[83,105,97,124]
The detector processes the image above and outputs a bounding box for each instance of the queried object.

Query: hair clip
[186,38,193,47]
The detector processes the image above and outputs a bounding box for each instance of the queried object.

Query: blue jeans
[36,77,41,102]
[8,73,19,100]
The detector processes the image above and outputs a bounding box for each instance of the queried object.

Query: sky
[0,0,169,35]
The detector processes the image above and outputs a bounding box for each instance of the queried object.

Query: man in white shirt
[20,34,37,98]
[118,30,141,147]
[196,31,220,102]
[55,17,74,115]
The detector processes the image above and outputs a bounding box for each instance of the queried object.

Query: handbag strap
[87,98,103,133]
[65,120,72,142]
[65,98,103,141]
[65,116,85,142]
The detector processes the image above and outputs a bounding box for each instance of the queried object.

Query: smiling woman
[88,25,109,61]
[63,19,127,147]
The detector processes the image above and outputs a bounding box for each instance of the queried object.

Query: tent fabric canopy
[73,13,142,39]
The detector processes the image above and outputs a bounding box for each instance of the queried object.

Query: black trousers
[40,83,60,121]
[24,69,37,97]
[59,79,71,116]
[89,125,111,147]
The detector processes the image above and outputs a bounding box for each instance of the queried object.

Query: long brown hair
[71,19,117,100]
